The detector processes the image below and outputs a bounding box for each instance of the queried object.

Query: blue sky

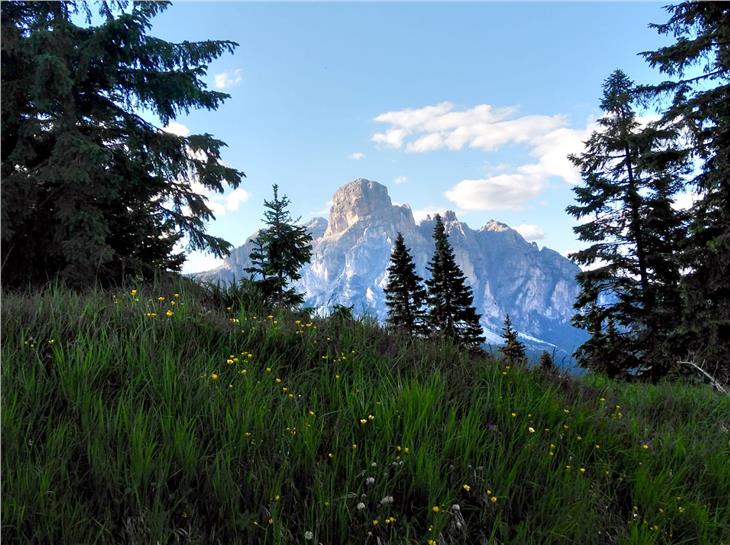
[144,2,675,273]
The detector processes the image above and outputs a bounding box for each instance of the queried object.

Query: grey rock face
[194,179,587,358]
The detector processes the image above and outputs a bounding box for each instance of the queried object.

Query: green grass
[2,282,729,544]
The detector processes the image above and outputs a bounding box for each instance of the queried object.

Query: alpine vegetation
[245,184,313,308]
[426,215,486,351]
[500,315,527,365]
[384,232,428,336]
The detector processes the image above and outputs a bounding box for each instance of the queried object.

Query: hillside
[2,283,729,545]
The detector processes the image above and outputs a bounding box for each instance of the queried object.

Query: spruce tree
[539,351,555,370]
[499,315,526,364]
[425,214,485,350]
[639,2,730,380]
[245,185,312,307]
[1,1,244,287]
[567,70,686,377]
[384,232,428,336]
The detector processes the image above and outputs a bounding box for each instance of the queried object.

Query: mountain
[194,179,587,362]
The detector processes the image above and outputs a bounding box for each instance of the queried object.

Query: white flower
[304,530,313,540]
[371,462,377,467]
[365,477,375,486]
[380,496,394,505]
[357,502,366,510]
[452,503,461,511]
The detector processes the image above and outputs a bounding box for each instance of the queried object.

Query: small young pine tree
[384,233,428,336]
[246,185,312,307]
[539,351,555,370]
[499,315,526,364]
[425,214,485,350]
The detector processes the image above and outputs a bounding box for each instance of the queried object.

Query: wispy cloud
[214,68,243,90]
[394,175,408,185]
[372,101,595,210]
[190,182,251,217]
[445,174,544,211]
[162,121,190,137]
[181,250,224,274]
[515,224,545,242]
[349,152,365,160]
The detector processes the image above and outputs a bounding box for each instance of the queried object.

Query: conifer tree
[425,214,485,350]
[499,315,526,364]
[1,1,244,287]
[639,2,730,380]
[384,232,428,336]
[246,185,312,307]
[567,70,686,377]
[539,351,555,370]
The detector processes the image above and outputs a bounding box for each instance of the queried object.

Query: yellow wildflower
[462,484,471,492]
[158,296,166,302]
[210,373,219,380]
[490,495,498,503]
[431,505,440,513]
[528,426,536,433]
[130,289,138,296]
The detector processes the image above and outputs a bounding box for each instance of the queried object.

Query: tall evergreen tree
[245,184,312,307]
[425,214,485,350]
[567,70,686,377]
[499,315,526,364]
[639,2,730,380]
[1,1,244,287]
[384,232,428,336]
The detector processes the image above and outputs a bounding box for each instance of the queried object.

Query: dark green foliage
[384,232,428,336]
[245,184,312,308]
[567,70,687,378]
[639,2,730,380]
[425,215,485,350]
[1,1,244,287]
[539,351,554,370]
[499,314,526,364]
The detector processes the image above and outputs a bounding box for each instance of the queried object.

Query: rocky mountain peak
[194,178,586,362]
[481,219,512,232]
[325,179,413,238]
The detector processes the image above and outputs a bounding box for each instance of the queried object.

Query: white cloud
[373,101,597,210]
[371,128,409,149]
[224,187,251,211]
[515,224,545,242]
[162,121,190,137]
[214,68,243,90]
[349,152,366,160]
[181,250,224,275]
[444,174,544,211]
[394,175,408,185]
[189,181,250,217]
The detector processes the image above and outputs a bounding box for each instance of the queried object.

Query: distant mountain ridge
[194,179,587,361]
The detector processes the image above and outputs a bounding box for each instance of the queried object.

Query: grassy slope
[2,283,729,545]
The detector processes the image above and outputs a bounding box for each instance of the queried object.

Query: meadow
[2,281,729,544]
